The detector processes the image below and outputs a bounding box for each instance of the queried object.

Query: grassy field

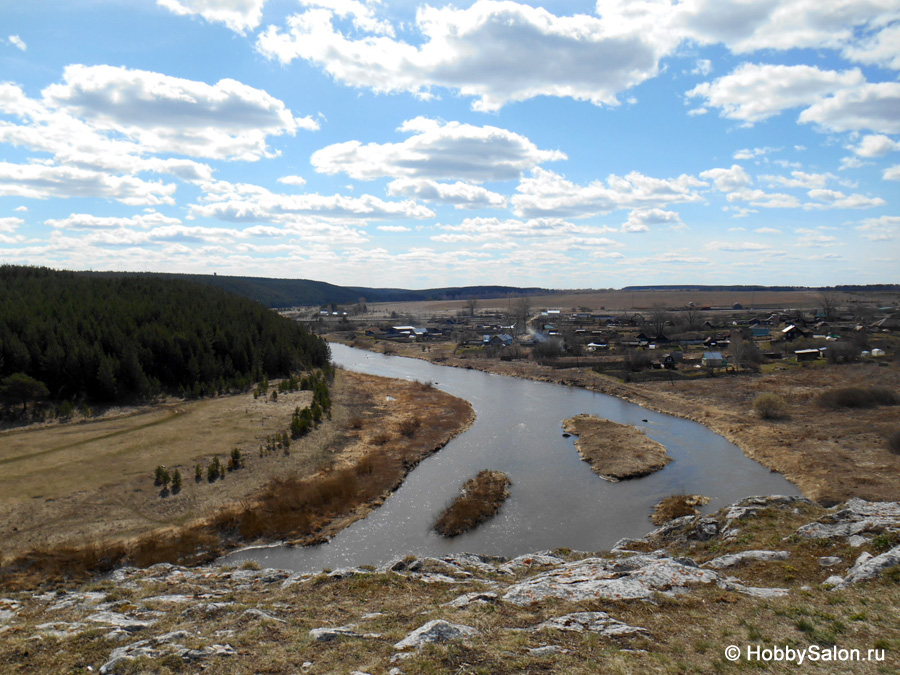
[0,370,473,567]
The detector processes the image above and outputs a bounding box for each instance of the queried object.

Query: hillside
[0,266,329,410]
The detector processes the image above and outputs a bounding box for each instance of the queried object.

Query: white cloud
[157,0,266,34]
[733,147,777,160]
[8,35,26,51]
[41,65,317,160]
[726,189,801,209]
[856,215,900,240]
[621,208,685,232]
[686,63,865,124]
[387,178,507,209]
[376,225,411,232]
[800,83,900,134]
[842,22,900,70]
[692,59,712,76]
[312,118,564,182]
[278,175,307,186]
[512,167,704,219]
[298,0,395,36]
[0,217,24,233]
[761,171,836,189]
[672,0,900,54]
[45,211,181,229]
[13,206,28,212]
[754,227,782,234]
[805,188,886,209]
[795,228,838,246]
[257,1,681,111]
[884,165,900,181]
[705,240,773,252]
[700,164,752,191]
[0,162,176,205]
[850,134,900,157]
[433,216,621,244]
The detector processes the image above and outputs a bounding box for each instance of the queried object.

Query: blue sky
[0,0,898,289]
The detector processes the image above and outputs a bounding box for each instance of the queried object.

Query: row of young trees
[0,266,330,412]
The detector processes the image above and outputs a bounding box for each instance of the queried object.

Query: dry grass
[815,386,900,409]
[753,392,790,420]
[433,470,511,537]
[0,370,474,587]
[563,414,671,480]
[651,494,710,525]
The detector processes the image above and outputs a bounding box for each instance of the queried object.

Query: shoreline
[327,336,900,505]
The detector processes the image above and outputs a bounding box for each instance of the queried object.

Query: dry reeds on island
[651,494,710,525]
[433,470,511,537]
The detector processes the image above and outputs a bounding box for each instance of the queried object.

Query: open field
[0,370,473,566]
[359,288,896,318]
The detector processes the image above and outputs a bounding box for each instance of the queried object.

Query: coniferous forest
[0,266,330,410]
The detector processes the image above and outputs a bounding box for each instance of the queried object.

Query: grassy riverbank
[0,370,474,587]
[563,415,671,480]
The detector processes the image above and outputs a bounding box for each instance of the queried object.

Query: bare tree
[818,290,840,321]
[513,296,532,335]
[683,303,702,331]
[465,296,478,317]
[649,302,671,335]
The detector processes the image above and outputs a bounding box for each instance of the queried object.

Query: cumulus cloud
[386,178,506,209]
[885,165,900,181]
[805,188,885,209]
[0,162,176,205]
[700,165,752,192]
[512,167,704,219]
[433,217,622,247]
[621,208,685,232]
[41,65,317,160]
[705,240,773,252]
[733,147,778,160]
[850,134,900,157]
[257,0,681,111]
[278,175,307,186]
[799,82,900,134]
[8,35,26,51]
[761,171,836,189]
[157,0,266,34]
[312,118,564,182]
[856,215,900,240]
[45,211,182,230]
[686,63,865,124]
[842,22,900,70]
[298,0,395,36]
[0,217,24,232]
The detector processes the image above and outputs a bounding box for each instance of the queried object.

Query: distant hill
[622,284,900,293]
[89,271,552,308]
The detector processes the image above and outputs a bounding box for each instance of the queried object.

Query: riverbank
[2,495,897,674]
[0,370,474,586]
[563,415,671,480]
[328,335,900,505]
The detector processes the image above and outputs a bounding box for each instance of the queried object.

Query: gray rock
[818,556,842,567]
[502,555,717,605]
[527,611,647,637]
[443,591,499,608]
[702,550,789,569]
[834,544,900,588]
[717,577,789,598]
[823,575,843,587]
[795,499,900,542]
[88,612,155,632]
[309,625,381,642]
[393,619,479,650]
[848,535,870,547]
[528,645,571,655]
[498,552,565,575]
[241,608,286,623]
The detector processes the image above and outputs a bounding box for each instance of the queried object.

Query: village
[298,292,899,381]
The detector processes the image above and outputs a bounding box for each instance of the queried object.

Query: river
[222,343,799,571]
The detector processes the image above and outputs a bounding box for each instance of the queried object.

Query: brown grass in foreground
[433,469,511,537]
[651,494,710,525]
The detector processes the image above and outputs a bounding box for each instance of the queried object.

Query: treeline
[0,266,330,407]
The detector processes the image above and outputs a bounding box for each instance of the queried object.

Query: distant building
[702,351,725,368]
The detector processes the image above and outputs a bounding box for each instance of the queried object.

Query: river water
[222,344,799,571]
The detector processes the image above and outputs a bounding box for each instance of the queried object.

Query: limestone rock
[393,619,479,651]
[795,498,900,542]
[527,611,647,637]
[309,624,380,642]
[443,591,499,608]
[702,550,789,569]
[833,544,900,588]
[502,554,717,605]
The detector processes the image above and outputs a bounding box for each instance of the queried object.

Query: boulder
[833,544,900,589]
[393,619,479,651]
[702,550,789,569]
[526,611,647,638]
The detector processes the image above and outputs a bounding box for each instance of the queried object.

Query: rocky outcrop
[393,619,479,651]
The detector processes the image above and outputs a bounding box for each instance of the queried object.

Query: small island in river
[562,414,672,481]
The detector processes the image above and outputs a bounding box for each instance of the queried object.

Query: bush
[816,387,900,409]
[397,416,421,437]
[754,393,789,420]
[888,430,900,455]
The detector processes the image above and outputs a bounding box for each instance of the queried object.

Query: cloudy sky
[1,0,898,289]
